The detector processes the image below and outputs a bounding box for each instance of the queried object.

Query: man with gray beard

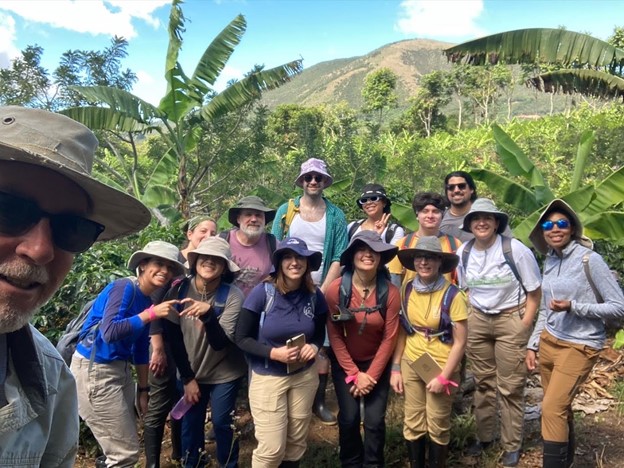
[0,106,150,467]
[219,196,277,297]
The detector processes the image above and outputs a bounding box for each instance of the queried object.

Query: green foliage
[361,67,399,125]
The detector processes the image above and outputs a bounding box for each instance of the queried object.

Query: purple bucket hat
[294,158,333,188]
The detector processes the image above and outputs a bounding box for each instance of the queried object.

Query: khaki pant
[401,358,459,445]
[539,331,600,442]
[467,307,531,452]
[71,354,138,468]
[249,365,318,468]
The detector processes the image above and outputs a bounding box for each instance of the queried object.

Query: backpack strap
[266,233,277,255]
[500,236,526,294]
[439,233,458,253]
[438,284,459,344]
[404,232,418,249]
[347,220,365,240]
[259,282,277,330]
[582,253,603,303]
[281,199,299,236]
[398,280,415,334]
[385,223,398,244]
[212,283,231,317]
[218,230,230,241]
[461,238,475,271]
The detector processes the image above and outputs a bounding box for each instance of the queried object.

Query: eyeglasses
[446,183,468,191]
[303,174,324,183]
[541,219,570,231]
[414,254,441,263]
[0,190,104,253]
[358,196,382,206]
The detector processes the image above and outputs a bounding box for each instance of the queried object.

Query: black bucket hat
[356,183,391,214]
[340,230,398,266]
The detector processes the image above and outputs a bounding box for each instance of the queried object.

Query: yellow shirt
[402,284,468,369]
[387,233,462,286]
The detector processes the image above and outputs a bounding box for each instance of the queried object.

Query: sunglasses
[358,196,382,205]
[541,219,570,231]
[0,191,104,253]
[303,174,324,183]
[446,183,468,191]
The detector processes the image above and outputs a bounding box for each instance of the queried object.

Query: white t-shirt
[456,236,541,313]
[347,220,405,245]
[289,213,326,285]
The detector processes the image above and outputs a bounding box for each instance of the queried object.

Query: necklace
[354,270,375,307]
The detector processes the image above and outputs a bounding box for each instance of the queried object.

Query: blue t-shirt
[76,278,152,365]
[242,283,327,375]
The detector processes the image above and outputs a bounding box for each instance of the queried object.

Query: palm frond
[528,69,624,99]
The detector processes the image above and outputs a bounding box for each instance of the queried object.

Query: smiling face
[353,245,381,274]
[446,176,474,208]
[469,213,499,243]
[302,172,326,197]
[280,251,308,283]
[195,255,226,284]
[417,204,443,234]
[0,162,89,333]
[237,209,266,239]
[361,197,386,220]
[187,220,217,249]
[414,254,442,284]
[542,211,573,253]
[140,258,177,290]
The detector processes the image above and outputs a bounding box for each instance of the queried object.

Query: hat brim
[462,211,509,234]
[187,251,241,274]
[272,247,323,272]
[127,252,186,277]
[528,199,584,255]
[0,146,151,241]
[228,207,276,227]
[397,248,459,274]
[339,237,398,266]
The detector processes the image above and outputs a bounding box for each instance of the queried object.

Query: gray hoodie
[528,241,624,350]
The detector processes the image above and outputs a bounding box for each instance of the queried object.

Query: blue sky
[0,0,621,106]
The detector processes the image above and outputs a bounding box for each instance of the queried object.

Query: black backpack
[335,270,389,335]
[347,220,401,244]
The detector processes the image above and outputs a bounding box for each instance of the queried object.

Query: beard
[0,261,50,334]
[240,224,264,240]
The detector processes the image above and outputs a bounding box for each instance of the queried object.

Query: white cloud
[0,0,170,39]
[0,12,19,68]
[396,0,485,38]
[213,65,243,92]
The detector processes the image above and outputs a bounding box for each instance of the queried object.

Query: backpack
[401,232,460,284]
[335,270,389,335]
[398,282,459,344]
[278,199,299,236]
[347,220,401,244]
[55,277,137,366]
[461,235,527,295]
[170,276,231,317]
[219,229,277,255]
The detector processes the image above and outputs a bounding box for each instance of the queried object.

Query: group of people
[0,105,622,468]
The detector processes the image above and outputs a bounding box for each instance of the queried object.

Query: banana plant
[62,0,302,220]
[471,124,624,244]
[444,28,624,99]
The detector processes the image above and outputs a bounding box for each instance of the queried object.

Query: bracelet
[137,386,150,392]
[435,375,459,395]
[391,363,401,372]
[148,305,156,321]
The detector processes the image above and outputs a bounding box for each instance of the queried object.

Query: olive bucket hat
[0,106,151,240]
[227,195,276,227]
[461,198,509,234]
[397,236,459,273]
[127,241,186,276]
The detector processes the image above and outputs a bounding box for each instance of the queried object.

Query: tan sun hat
[397,236,459,273]
[127,241,186,276]
[0,106,151,240]
[187,237,241,274]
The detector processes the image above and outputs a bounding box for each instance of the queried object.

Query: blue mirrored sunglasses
[541,219,570,231]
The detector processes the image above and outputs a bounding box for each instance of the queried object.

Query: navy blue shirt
[236,282,327,376]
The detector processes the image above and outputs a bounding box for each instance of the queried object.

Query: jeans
[180,378,242,468]
[330,356,391,468]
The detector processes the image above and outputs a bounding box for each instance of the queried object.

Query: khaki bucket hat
[397,236,459,273]
[461,198,509,234]
[187,237,241,274]
[0,106,151,240]
[127,241,186,276]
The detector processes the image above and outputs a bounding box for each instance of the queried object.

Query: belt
[473,301,526,315]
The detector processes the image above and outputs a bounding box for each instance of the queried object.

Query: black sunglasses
[541,219,570,231]
[358,196,382,205]
[303,174,324,183]
[0,191,104,253]
[446,183,468,191]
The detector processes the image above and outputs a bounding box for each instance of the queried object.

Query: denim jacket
[0,325,78,467]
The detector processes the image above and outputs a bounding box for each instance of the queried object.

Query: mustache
[0,260,49,284]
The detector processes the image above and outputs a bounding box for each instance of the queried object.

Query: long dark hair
[270,251,316,295]
[341,240,391,281]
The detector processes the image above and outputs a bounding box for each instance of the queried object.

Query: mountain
[261,38,570,118]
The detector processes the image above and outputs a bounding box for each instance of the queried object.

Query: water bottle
[170,396,193,420]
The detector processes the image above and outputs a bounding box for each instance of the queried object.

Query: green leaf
[164,0,186,76]
[391,202,418,232]
[142,184,178,208]
[67,86,164,122]
[570,130,595,191]
[614,329,624,349]
[469,168,541,213]
[583,212,624,243]
[529,69,624,99]
[585,165,624,216]
[61,106,147,133]
[159,64,198,123]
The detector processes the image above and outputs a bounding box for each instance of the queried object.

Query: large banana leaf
[189,15,246,97]
[529,69,624,99]
[61,106,148,133]
[142,184,178,209]
[201,60,303,121]
[391,202,418,232]
[491,124,554,203]
[159,63,198,123]
[67,86,165,123]
[444,29,624,68]
[584,212,624,243]
[570,130,595,191]
[585,165,624,215]
[164,0,185,80]
[469,168,541,212]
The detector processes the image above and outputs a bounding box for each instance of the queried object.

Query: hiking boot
[465,440,491,456]
[313,374,336,425]
[501,449,521,467]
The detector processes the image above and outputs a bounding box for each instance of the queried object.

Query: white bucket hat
[0,106,151,240]
[187,237,241,274]
[127,241,186,276]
